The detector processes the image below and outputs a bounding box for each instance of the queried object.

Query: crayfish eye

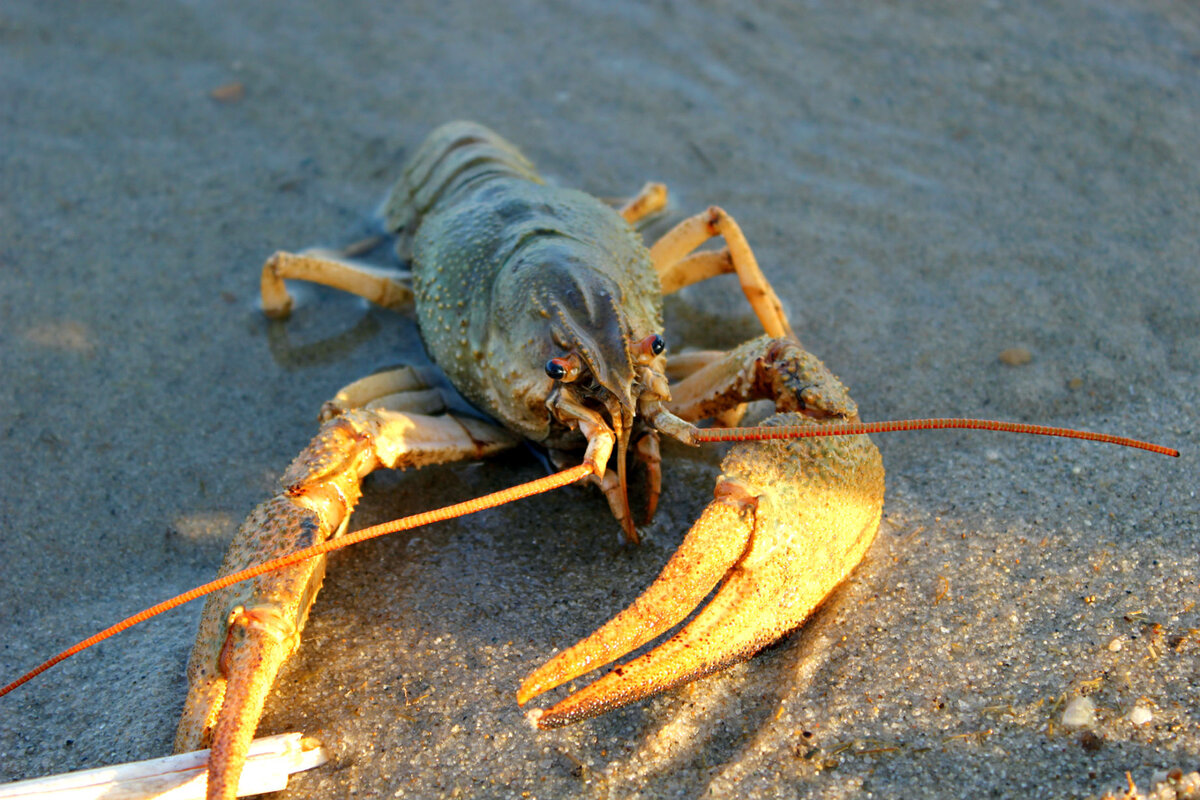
[544,354,581,382]
[636,333,666,360]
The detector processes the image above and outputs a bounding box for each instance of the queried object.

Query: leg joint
[704,205,726,234]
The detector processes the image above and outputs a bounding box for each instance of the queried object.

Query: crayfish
[1,122,1175,800]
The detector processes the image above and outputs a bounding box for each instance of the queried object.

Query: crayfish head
[512,255,679,541]
[542,325,675,473]
[542,337,674,543]
[494,247,656,439]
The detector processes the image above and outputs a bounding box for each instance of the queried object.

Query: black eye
[650,334,666,355]
[545,359,567,380]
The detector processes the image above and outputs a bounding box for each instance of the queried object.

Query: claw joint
[225,605,297,648]
[757,339,857,420]
[712,479,759,513]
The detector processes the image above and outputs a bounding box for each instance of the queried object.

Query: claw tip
[525,708,546,729]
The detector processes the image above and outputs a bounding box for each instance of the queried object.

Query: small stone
[1107,637,1123,652]
[998,347,1033,366]
[1128,704,1153,726]
[1062,696,1096,728]
[210,82,245,103]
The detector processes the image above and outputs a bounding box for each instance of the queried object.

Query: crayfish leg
[260,249,412,319]
[649,206,794,340]
[634,431,662,524]
[617,181,669,224]
[668,335,859,425]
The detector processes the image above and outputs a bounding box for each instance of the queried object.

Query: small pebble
[1128,704,1153,726]
[1108,637,1123,652]
[998,347,1033,366]
[1062,696,1096,728]
[210,81,245,102]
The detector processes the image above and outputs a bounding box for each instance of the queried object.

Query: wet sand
[1,2,1197,797]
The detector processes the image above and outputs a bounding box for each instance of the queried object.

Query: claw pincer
[520,411,884,726]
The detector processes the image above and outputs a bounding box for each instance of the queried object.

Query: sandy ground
[1,2,1197,798]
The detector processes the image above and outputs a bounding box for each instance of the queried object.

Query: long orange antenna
[694,418,1179,457]
[0,463,593,699]
[0,417,1176,698]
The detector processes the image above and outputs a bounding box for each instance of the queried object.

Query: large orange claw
[174,398,517,799]
[174,451,359,800]
[518,412,885,727]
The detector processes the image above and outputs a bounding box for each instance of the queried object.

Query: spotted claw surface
[518,411,885,727]
[174,405,517,800]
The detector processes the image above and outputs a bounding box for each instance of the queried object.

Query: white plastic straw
[0,732,327,799]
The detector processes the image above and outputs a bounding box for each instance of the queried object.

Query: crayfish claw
[205,606,297,799]
[175,402,518,797]
[522,412,885,729]
[175,495,330,800]
[517,491,756,707]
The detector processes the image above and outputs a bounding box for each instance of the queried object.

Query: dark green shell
[384,122,662,443]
